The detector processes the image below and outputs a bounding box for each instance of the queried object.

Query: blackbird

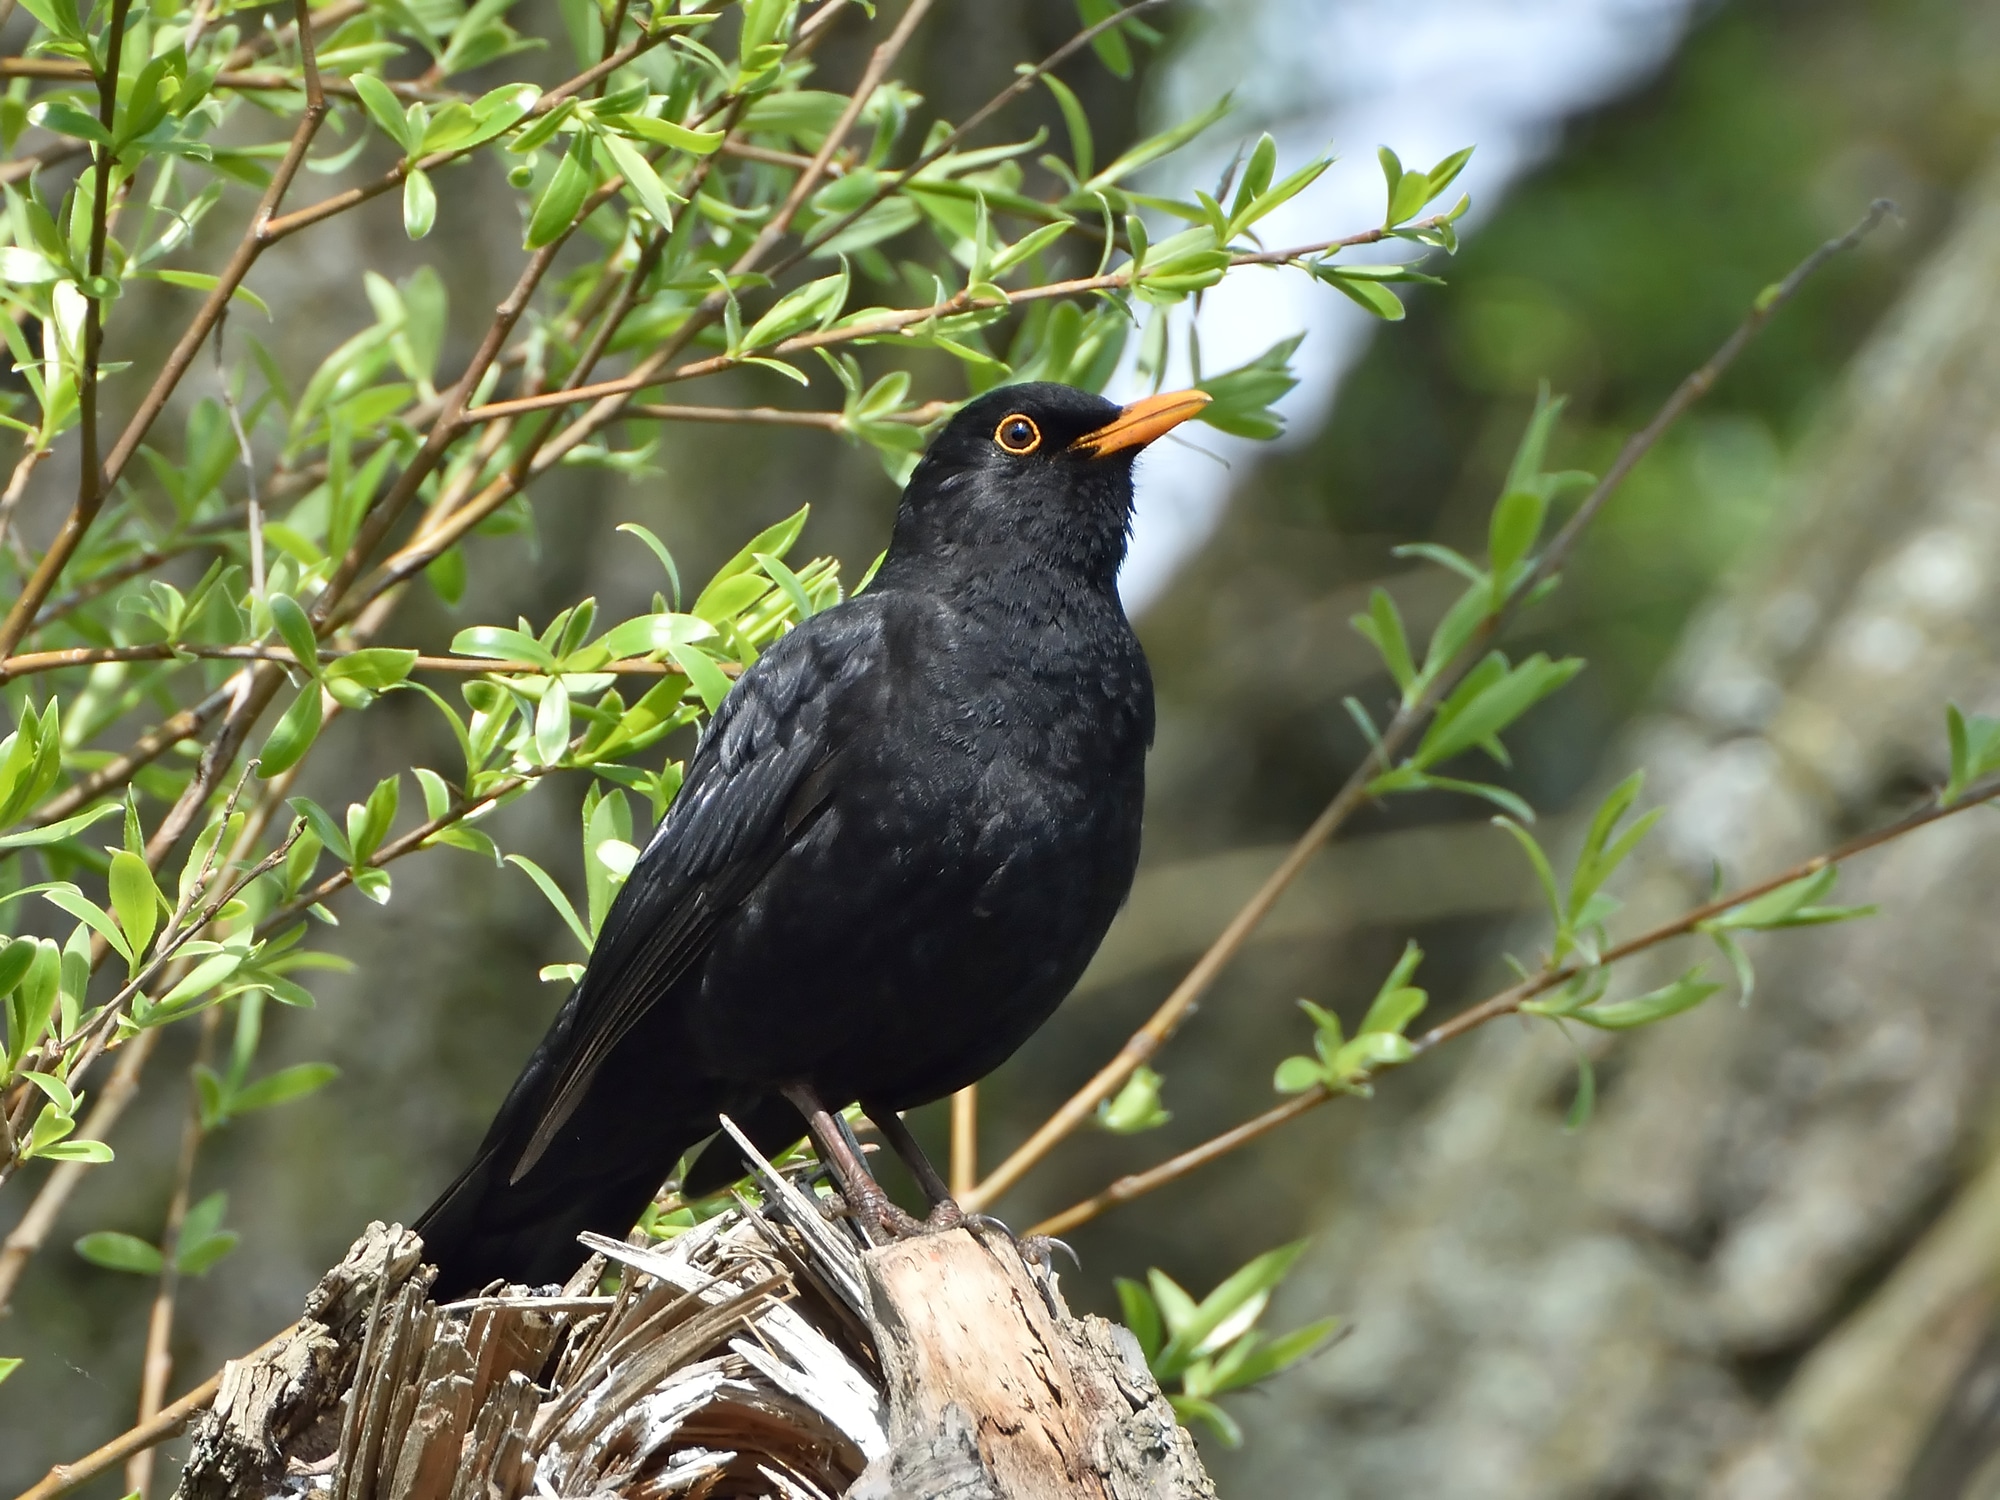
[415,381,1210,1297]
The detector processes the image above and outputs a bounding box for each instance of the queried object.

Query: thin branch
[1029,770,2000,1237]
[0,441,48,563]
[950,1085,977,1199]
[124,1006,220,1500]
[624,400,951,428]
[963,200,1896,1212]
[12,1325,299,1500]
[0,642,685,676]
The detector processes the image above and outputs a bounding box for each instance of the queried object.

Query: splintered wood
[176,1137,1212,1499]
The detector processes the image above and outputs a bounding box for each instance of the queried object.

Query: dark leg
[781,1083,924,1240]
[865,1102,964,1231]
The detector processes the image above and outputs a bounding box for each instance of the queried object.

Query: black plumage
[415,381,1209,1297]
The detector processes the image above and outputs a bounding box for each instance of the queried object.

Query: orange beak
[1069,388,1212,459]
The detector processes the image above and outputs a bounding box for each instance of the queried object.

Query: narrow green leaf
[74,1231,163,1275]
[268,594,321,677]
[506,854,592,951]
[107,852,161,971]
[1577,969,1719,1031]
[402,167,437,239]
[258,686,323,777]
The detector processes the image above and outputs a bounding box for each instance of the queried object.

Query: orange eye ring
[994,414,1042,455]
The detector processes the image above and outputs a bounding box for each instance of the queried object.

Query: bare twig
[124,1006,221,1500]
[0,642,689,678]
[13,1326,298,1500]
[964,200,1897,1212]
[1030,769,2000,1237]
[212,319,264,597]
[950,1085,977,1199]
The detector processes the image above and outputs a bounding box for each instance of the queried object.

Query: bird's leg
[864,1101,966,1233]
[781,1083,921,1240]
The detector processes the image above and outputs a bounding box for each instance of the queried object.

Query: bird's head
[881,381,1211,593]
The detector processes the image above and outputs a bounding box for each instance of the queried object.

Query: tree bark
[1225,152,2000,1500]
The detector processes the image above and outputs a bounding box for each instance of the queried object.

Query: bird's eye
[994,414,1042,455]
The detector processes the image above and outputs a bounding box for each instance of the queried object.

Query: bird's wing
[503,608,881,1181]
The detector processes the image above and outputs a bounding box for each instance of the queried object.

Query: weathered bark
[175,1133,1212,1499]
[1225,154,2000,1500]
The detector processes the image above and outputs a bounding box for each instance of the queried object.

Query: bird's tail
[413,1110,706,1300]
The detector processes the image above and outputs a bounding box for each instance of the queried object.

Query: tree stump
[175,1132,1213,1499]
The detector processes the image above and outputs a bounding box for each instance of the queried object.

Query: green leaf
[323,647,418,693]
[402,168,437,239]
[1154,1241,1310,1381]
[176,1230,240,1276]
[74,1231,163,1275]
[0,802,124,852]
[526,141,593,249]
[1565,1045,1597,1132]
[229,1061,338,1114]
[351,74,414,151]
[1272,1055,1323,1094]
[534,678,571,765]
[269,594,321,676]
[1358,942,1425,1035]
[1576,968,1719,1031]
[1097,1064,1171,1133]
[755,552,817,623]
[668,644,732,714]
[1493,817,1564,933]
[616,523,683,605]
[1116,1277,1163,1359]
[506,854,592,951]
[108,852,161,972]
[451,625,559,670]
[41,887,132,968]
[1943,703,2000,804]
[151,952,245,1019]
[1041,73,1093,181]
[0,1357,19,1384]
[597,130,677,229]
[1088,94,1232,191]
[1075,0,1133,76]
[742,269,848,351]
[258,686,323,777]
[612,113,725,154]
[1318,268,1405,321]
[1351,588,1415,695]
[1415,652,1582,769]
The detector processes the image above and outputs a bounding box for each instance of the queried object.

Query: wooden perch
[170,1134,1213,1499]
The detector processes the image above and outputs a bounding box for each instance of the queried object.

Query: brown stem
[0,441,47,565]
[1029,770,2000,1237]
[962,200,1896,1212]
[950,1085,978,1199]
[124,1007,221,1500]
[12,1325,298,1500]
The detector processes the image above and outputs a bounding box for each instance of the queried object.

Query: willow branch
[0,643,687,676]
[964,199,1897,1212]
[0,0,329,660]
[1029,769,2000,1238]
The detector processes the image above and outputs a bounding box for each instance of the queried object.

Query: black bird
[415,381,1210,1297]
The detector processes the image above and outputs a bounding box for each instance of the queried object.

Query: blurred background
[8,0,2000,1494]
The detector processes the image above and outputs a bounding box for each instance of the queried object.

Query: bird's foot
[839,1188,973,1241]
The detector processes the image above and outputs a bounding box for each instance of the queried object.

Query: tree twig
[963,199,1897,1212]
[1028,769,2000,1237]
